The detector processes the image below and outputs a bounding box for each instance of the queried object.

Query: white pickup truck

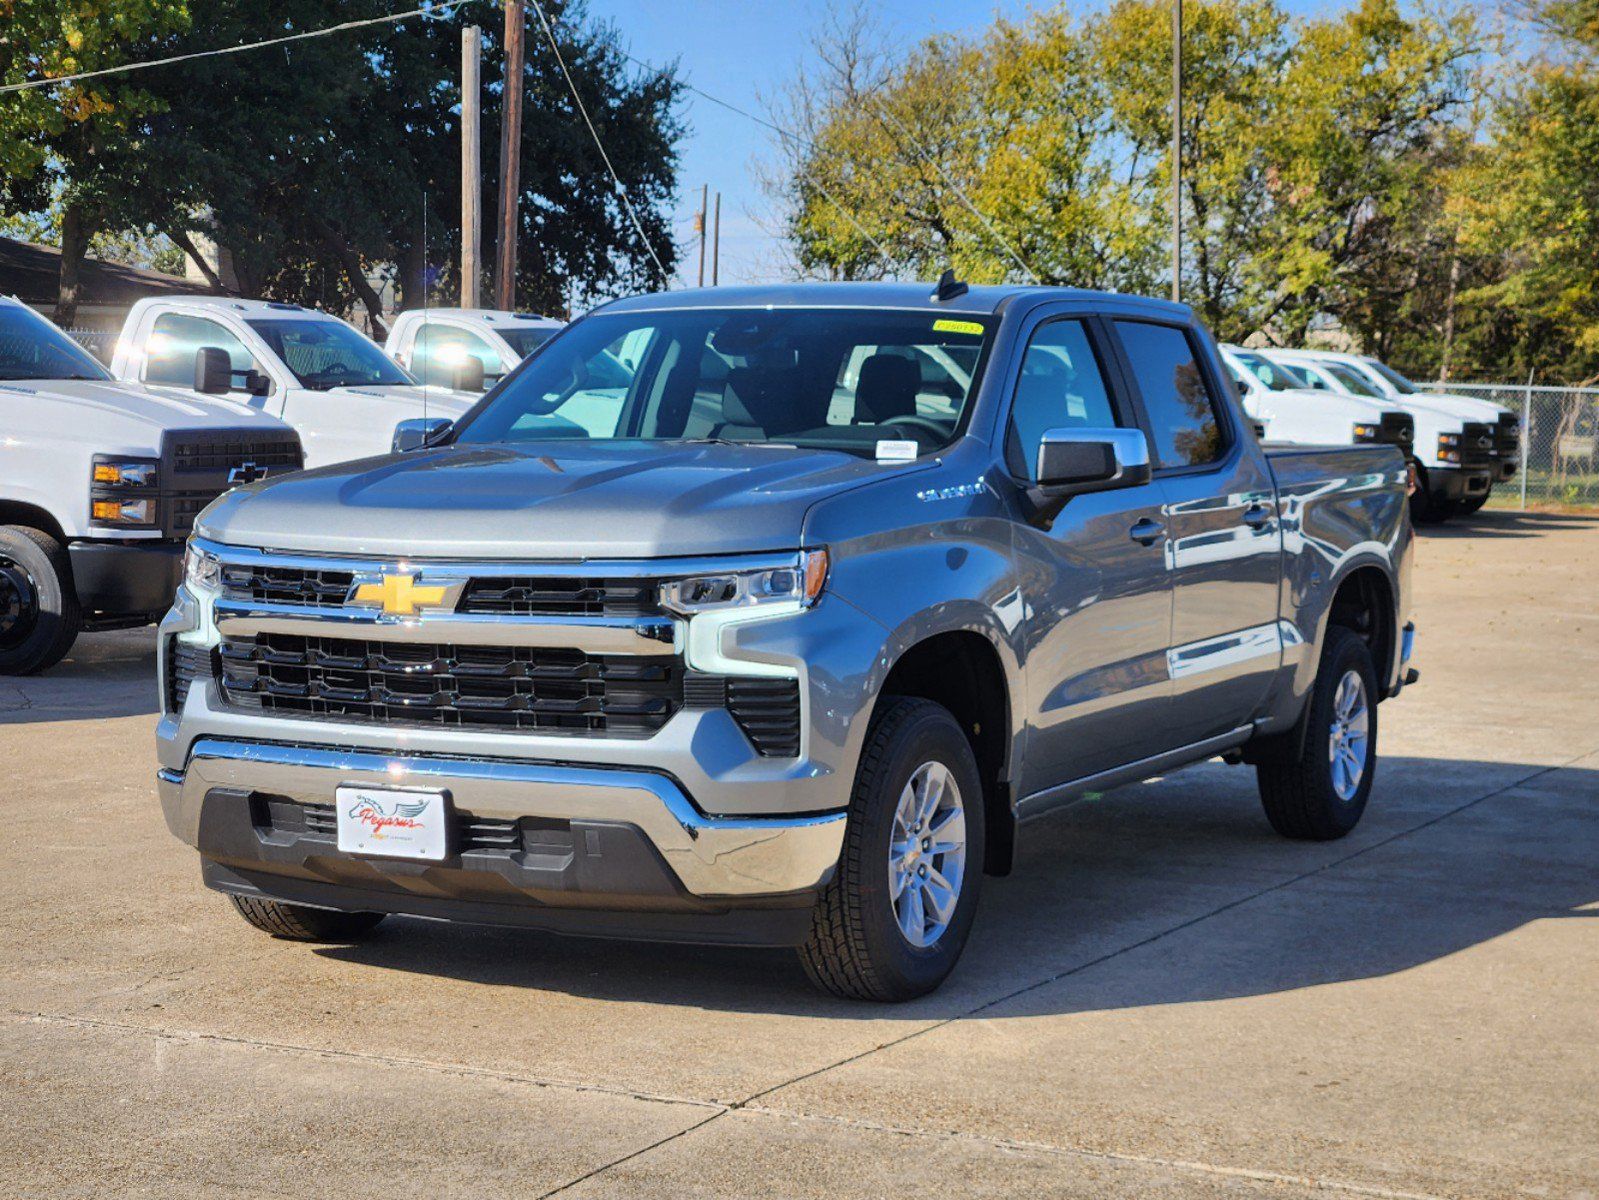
[1260,349,1493,523]
[384,307,564,391]
[110,297,477,467]
[1219,345,1416,454]
[0,296,302,674]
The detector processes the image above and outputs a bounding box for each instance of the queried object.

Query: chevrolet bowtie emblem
[348,573,462,617]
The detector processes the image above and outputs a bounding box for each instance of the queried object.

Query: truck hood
[324,383,478,418]
[1253,388,1392,418]
[1401,390,1508,421]
[196,440,915,559]
[0,377,291,452]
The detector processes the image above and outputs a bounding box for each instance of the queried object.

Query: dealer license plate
[335,785,449,861]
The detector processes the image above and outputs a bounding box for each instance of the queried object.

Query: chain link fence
[1415,382,1599,509]
[63,328,120,365]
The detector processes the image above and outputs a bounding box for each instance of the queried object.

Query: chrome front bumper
[159,738,847,901]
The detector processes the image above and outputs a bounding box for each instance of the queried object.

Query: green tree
[0,0,191,322]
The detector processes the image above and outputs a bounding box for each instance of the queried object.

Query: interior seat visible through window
[853,354,918,423]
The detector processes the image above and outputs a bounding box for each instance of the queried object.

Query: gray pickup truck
[156,281,1416,1001]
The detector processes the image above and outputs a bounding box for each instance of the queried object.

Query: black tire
[0,525,81,675]
[228,894,386,942]
[1407,465,1450,525]
[799,697,985,1002]
[1256,626,1379,840]
[1454,491,1490,515]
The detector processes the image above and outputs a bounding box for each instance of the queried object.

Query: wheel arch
[0,500,69,547]
[870,625,1018,877]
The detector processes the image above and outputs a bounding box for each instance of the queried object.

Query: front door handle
[1242,503,1274,529]
[1129,517,1165,546]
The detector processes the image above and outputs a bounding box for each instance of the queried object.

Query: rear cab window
[1113,320,1229,470]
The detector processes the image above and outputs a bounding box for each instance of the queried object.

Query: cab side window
[145,313,259,389]
[413,323,503,389]
[1113,321,1226,469]
[1007,319,1120,481]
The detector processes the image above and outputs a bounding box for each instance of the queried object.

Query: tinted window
[1115,321,1224,469]
[1322,362,1384,398]
[1362,358,1418,394]
[413,323,503,389]
[455,309,994,457]
[1234,351,1309,392]
[146,313,260,389]
[1008,320,1119,480]
[500,326,558,359]
[247,318,411,390]
[0,305,110,381]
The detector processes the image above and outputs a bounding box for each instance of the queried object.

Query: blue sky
[584,0,1038,286]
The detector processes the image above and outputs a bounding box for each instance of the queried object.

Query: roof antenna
[931,269,968,302]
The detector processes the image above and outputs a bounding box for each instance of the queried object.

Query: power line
[0,0,471,95]
[522,0,669,281]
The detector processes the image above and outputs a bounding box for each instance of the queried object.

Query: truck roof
[403,307,563,327]
[596,281,1193,321]
[128,294,336,321]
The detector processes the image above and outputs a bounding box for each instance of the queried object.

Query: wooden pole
[1171,0,1182,303]
[711,191,721,286]
[494,0,525,310]
[461,26,482,308]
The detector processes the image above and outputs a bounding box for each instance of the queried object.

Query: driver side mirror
[1028,427,1151,526]
[194,346,232,395]
[450,356,485,392]
[392,417,453,453]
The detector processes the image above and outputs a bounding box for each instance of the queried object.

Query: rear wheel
[1256,626,1379,840]
[799,697,985,1001]
[0,526,80,675]
[228,895,386,942]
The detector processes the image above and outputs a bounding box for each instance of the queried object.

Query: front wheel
[0,525,81,675]
[799,697,985,1001]
[1256,626,1379,840]
[1407,465,1450,525]
[229,894,386,942]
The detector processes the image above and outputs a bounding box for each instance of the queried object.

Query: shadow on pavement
[311,755,1598,1017]
[1416,509,1599,539]
[0,627,158,724]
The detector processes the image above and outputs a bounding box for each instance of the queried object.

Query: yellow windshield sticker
[932,319,984,336]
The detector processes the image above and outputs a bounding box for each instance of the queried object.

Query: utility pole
[494,0,525,310]
[711,191,721,287]
[1171,0,1182,304]
[695,184,708,287]
[460,26,482,309]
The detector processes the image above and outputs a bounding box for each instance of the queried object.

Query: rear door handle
[1242,504,1274,529]
[1129,518,1165,546]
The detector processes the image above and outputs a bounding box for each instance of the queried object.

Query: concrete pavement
[2,510,1596,1198]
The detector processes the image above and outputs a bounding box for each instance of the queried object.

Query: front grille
[254,796,526,854]
[171,439,303,474]
[217,634,681,736]
[160,428,304,537]
[221,564,356,607]
[458,577,659,617]
[1495,413,1521,458]
[166,640,214,712]
[1378,412,1415,448]
[217,567,663,616]
[1460,422,1494,468]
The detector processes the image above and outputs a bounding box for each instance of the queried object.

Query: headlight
[1352,423,1380,443]
[89,454,160,527]
[660,549,829,615]
[1437,432,1461,463]
[183,542,222,592]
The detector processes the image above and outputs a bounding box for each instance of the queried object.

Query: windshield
[1234,351,1310,392]
[1322,362,1384,398]
[0,306,111,381]
[500,326,559,359]
[1361,358,1418,394]
[247,318,413,390]
[453,307,994,457]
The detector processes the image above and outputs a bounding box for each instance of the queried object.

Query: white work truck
[111,297,477,467]
[1219,345,1416,453]
[384,307,564,391]
[0,296,302,674]
[1260,349,1494,523]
